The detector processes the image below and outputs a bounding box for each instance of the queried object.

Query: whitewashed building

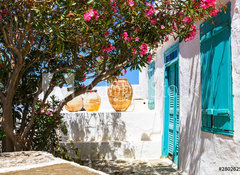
[146,1,240,174]
[50,0,240,174]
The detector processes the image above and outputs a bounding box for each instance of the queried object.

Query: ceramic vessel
[84,90,101,112]
[108,78,133,112]
[65,94,83,112]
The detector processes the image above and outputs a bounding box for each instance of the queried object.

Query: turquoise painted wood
[162,43,179,164]
[148,61,155,110]
[200,2,233,136]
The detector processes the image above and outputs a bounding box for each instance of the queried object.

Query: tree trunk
[2,103,14,152]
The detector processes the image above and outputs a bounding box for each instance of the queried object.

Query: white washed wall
[47,62,162,160]
[153,1,240,174]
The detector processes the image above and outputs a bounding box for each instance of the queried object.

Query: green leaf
[87,0,95,4]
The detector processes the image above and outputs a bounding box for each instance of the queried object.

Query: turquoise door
[163,61,180,164]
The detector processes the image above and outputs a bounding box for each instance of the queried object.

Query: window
[164,43,179,65]
[200,3,233,136]
[148,61,155,109]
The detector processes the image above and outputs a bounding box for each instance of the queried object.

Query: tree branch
[19,105,29,135]
[43,81,56,103]
[21,85,42,139]
[56,55,137,114]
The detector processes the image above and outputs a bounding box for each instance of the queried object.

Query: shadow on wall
[60,112,133,160]
[61,112,127,142]
[63,141,136,160]
[178,2,236,173]
[178,30,207,175]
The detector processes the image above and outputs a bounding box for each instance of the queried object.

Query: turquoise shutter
[201,34,213,129]
[168,65,175,155]
[200,2,233,136]
[163,67,170,156]
[174,63,179,164]
[212,24,232,132]
[148,61,155,109]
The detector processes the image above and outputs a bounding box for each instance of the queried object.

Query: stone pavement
[0,151,180,175]
[0,163,103,175]
[83,159,181,175]
[0,151,106,175]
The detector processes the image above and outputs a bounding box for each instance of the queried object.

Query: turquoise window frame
[164,42,179,66]
[200,2,233,136]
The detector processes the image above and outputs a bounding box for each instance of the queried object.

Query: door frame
[162,43,180,165]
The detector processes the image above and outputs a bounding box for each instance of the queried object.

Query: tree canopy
[0,0,218,151]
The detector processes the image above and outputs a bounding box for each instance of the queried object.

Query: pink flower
[122,32,129,41]
[102,44,115,52]
[182,16,191,23]
[200,0,216,9]
[127,0,136,7]
[151,18,157,24]
[161,25,165,29]
[131,48,136,55]
[81,74,86,81]
[46,110,51,115]
[121,69,127,75]
[112,6,117,13]
[84,9,99,21]
[50,106,53,110]
[111,1,118,13]
[145,2,156,17]
[147,54,152,63]
[2,9,10,15]
[209,9,219,17]
[135,37,140,41]
[0,14,2,19]
[165,35,169,42]
[185,25,197,41]
[94,10,99,20]
[146,2,151,6]
[105,30,111,37]
[139,42,148,56]
[40,109,45,114]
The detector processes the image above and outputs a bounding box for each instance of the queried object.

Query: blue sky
[85,68,139,86]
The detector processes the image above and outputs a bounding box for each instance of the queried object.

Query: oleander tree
[0,0,219,151]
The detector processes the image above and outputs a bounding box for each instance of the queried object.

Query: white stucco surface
[46,57,162,160]
[152,1,240,174]
[61,111,161,160]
